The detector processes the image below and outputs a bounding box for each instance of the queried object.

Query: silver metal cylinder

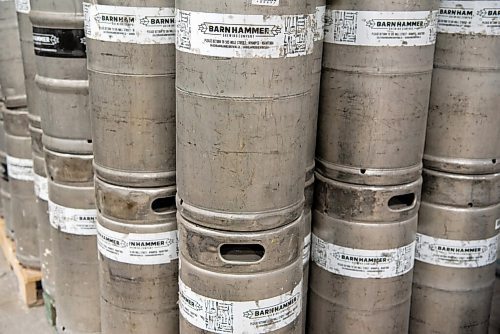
[16,3,41,123]
[410,169,500,333]
[2,106,30,137]
[305,0,325,180]
[31,125,55,298]
[5,132,39,268]
[308,173,421,333]
[301,175,314,334]
[423,2,500,174]
[45,149,100,334]
[86,0,176,187]
[178,214,304,333]
[1,172,12,239]
[0,105,4,218]
[176,0,313,231]
[30,0,91,154]
[0,0,27,108]
[0,103,10,237]
[0,101,11,237]
[316,0,438,185]
[95,178,179,333]
[491,280,500,334]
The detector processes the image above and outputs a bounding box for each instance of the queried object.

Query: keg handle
[218,243,265,264]
[151,196,176,215]
[387,192,416,212]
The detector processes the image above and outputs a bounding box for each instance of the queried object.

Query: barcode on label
[333,11,358,43]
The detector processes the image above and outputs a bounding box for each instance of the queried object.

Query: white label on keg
[48,201,97,235]
[252,0,279,6]
[6,156,33,181]
[311,234,415,278]
[496,218,500,230]
[314,6,326,41]
[303,232,311,266]
[324,9,438,46]
[437,1,500,35]
[179,278,302,333]
[175,10,314,58]
[83,3,176,44]
[15,0,30,13]
[97,222,179,265]
[33,174,48,202]
[415,233,498,268]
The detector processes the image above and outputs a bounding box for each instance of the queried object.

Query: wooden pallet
[0,219,43,306]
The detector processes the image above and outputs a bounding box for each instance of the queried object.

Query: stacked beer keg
[308,1,438,333]
[176,1,316,332]
[84,0,179,332]
[0,0,39,270]
[13,0,57,312]
[410,2,500,332]
[29,0,100,332]
[303,0,326,330]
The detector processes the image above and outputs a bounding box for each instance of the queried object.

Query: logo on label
[437,1,499,35]
[198,23,282,37]
[98,230,127,247]
[325,10,438,46]
[366,18,430,29]
[415,233,498,268]
[180,290,203,311]
[95,14,135,24]
[33,27,87,58]
[477,8,500,18]
[439,8,474,16]
[176,10,313,58]
[140,16,175,26]
[242,294,300,319]
[33,33,59,45]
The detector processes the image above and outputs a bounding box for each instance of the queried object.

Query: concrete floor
[0,252,52,334]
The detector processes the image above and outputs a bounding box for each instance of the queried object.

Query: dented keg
[30,125,55,298]
[316,0,438,185]
[0,0,26,108]
[178,214,304,334]
[85,0,176,187]
[45,149,100,334]
[94,178,179,333]
[5,131,39,268]
[30,0,91,154]
[308,173,421,333]
[176,0,313,231]
[410,169,500,333]
[305,0,325,180]
[15,0,41,124]
[424,2,500,174]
